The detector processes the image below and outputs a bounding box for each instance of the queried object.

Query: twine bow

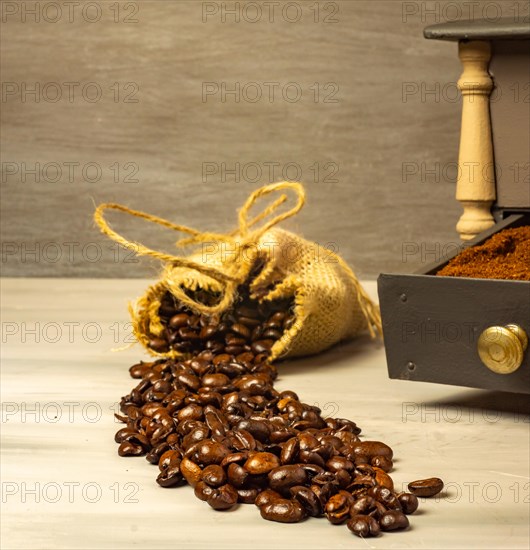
[94,181,382,340]
[94,182,306,315]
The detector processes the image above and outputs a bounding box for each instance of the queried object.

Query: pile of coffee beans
[114,283,442,538]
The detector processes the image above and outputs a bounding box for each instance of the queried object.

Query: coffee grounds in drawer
[436,226,530,280]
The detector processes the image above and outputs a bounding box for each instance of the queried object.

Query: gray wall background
[2,0,518,279]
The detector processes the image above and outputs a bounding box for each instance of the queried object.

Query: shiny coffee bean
[408,477,444,497]
[227,463,248,488]
[371,455,393,472]
[201,465,226,487]
[325,490,354,524]
[194,480,216,501]
[268,465,308,495]
[156,465,184,488]
[237,487,259,504]
[244,452,281,475]
[290,485,321,517]
[207,484,238,510]
[397,492,419,515]
[255,489,282,508]
[260,499,306,523]
[374,467,394,491]
[347,514,381,538]
[180,458,202,487]
[380,510,409,531]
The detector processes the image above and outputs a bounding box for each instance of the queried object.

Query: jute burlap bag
[94,182,381,361]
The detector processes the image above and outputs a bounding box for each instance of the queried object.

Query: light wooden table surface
[1,278,529,549]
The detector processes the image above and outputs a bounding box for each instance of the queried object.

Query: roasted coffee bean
[371,455,393,472]
[194,480,216,501]
[169,313,189,329]
[118,440,145,457]
[156,465,184,488]
[207,484,238,510]
[146,441,170,464]
[262,328,282,340]
[347,515,381,538]
[244,452,281,475]
[227,463,248,488]
[351,495,379,517]
[251,340,274,354]
[255,489,282,508]
[397,492,419,514]
[326,456,354,473]
[115,428,138,444]
[290,486,321,517]
[201,465,226,487]
[231,323,251,339]
[220,451,248,467]
[379,510,409,531]
[237,487,259,504]
[149,337,168,352]
[196,440,230,466]
[368,486,402,511]
[268,465,307,494]
[129,362,152,379]
[260,499,306,523]
[202,373,230,388]
[158,449,182,472]
[180,458,202,487]
[374,467,394,491]
[237,419,271,442]
[281,437,300,464]
[351,441,393,462]
[408,477,444,497]
[199,325,218,340]
[325,490,354,524]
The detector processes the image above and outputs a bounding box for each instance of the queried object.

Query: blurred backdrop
[3,0,519,279]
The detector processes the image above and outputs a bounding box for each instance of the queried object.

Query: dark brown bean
[156,465,184,487]
[201,465,226,487]
[255,489,282,508]
[347,515,381,538]
[227,463,248,488]
[281,437,300,464]
[207,484,238,510]
[260,499,306,523]
[268,465,307,495]
[231,323,251,339]
[397,492,419,515]
[169,313,189,328]
[236,487,259,504]
[371,455,393,472]
[380,510,409,531]
[408,477,444,497]
[194,480,216,501]
[251,340,274,354]
[325,490,354,524]
[149,338,168,352]
[290,486,321,517]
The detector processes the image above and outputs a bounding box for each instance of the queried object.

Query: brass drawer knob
[478,324,528,374]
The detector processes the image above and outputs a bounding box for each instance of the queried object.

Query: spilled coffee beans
[114,282,442,539]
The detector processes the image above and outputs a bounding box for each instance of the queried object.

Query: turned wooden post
[455,40,496,240]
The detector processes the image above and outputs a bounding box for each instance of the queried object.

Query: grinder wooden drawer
[378,273,530,393]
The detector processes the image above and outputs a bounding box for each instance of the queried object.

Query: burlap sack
[94,182,381,361]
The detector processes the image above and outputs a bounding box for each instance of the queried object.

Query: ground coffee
[437,226,530,280]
